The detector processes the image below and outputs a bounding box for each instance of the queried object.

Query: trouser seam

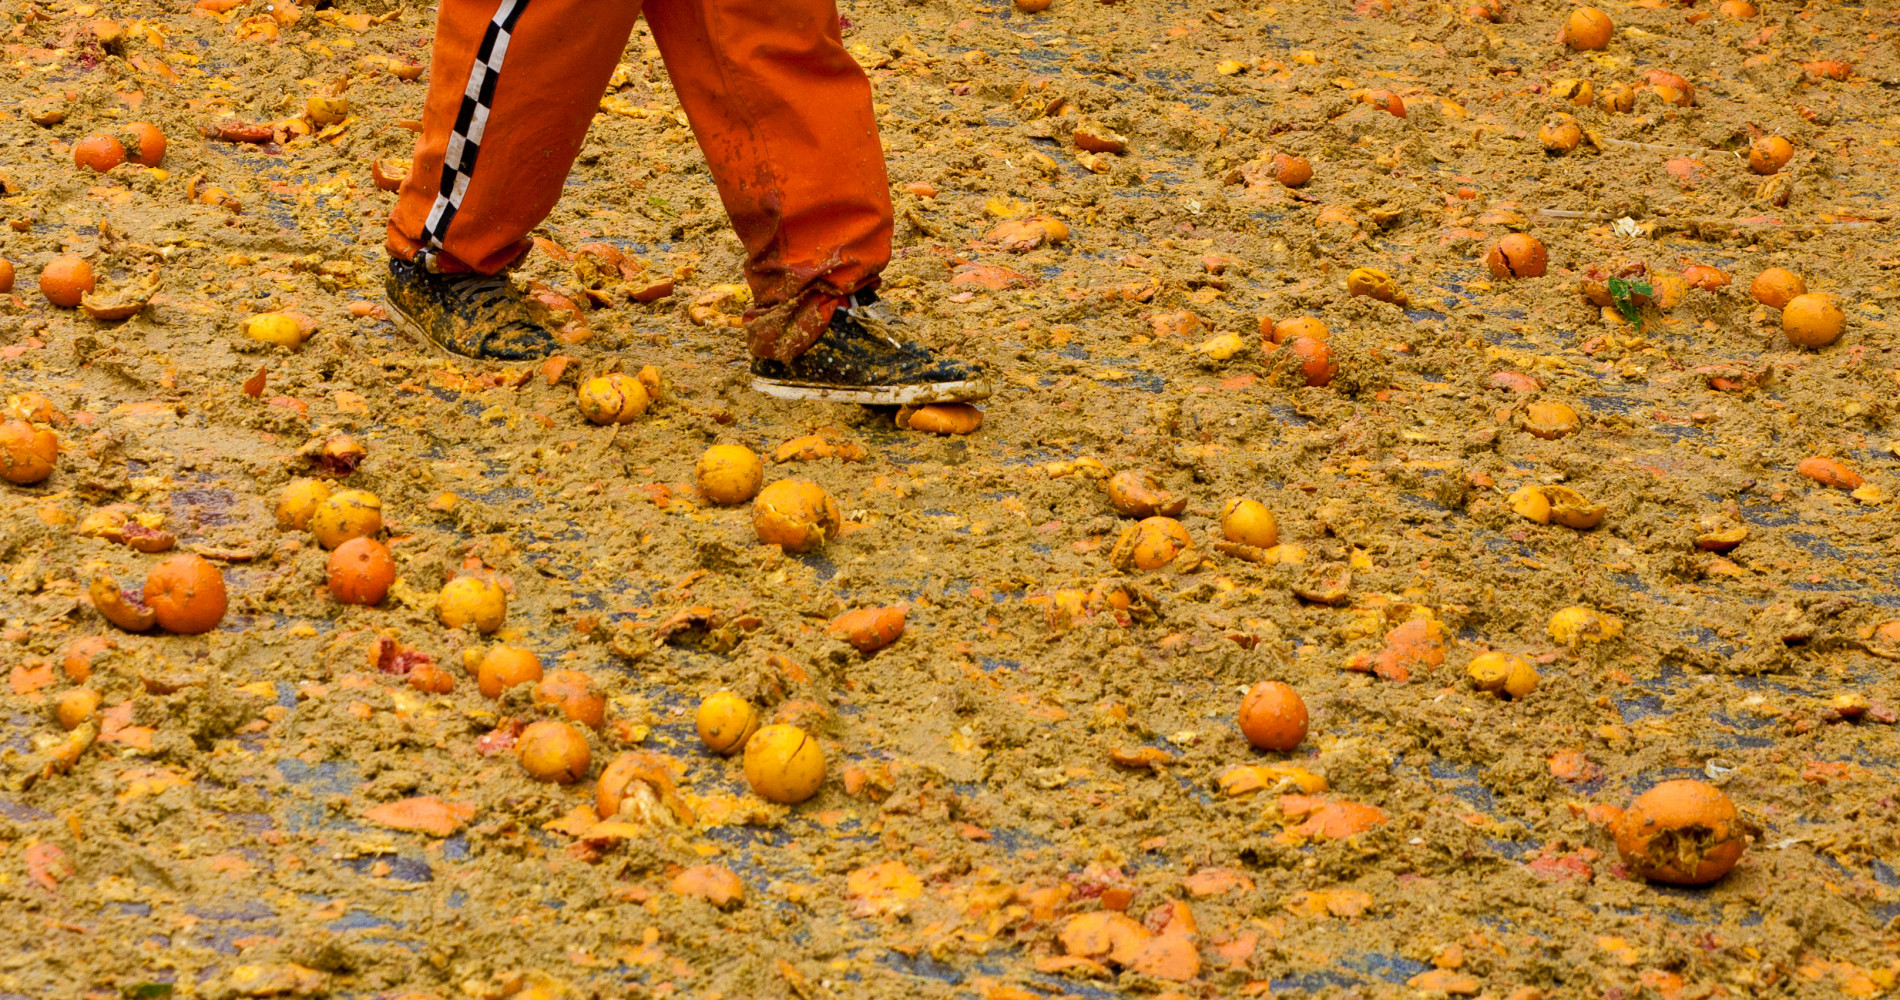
[680,0,793,302]
[419,0,534,259]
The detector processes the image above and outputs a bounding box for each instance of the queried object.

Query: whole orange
[53,688,102,730]
[1219,498,1279,548]
[743,724,826,804]
[0,420,58,485]
[1564,6,1613,49]
[477,644,543,698]
[143,553,228,634]
[38,256,95,308]
[753,480,841,552]
[1283,336,1336,387]
[1486,234,1548,279]
[437,574,506,633]
[695,691,760,755]
[1129,517,1192,571]
[517,720,591,783]
[73,135,125,173]
[1268,153,1312,187]
[695,444,764,505]
[1238,680,1309,751]
[327,537,395,605]
[1749,267,1805,309]
[1539,114,1582,154]
[1782,293,1845,348]
[1612,780,1747,884]
[1747,136,1792,175]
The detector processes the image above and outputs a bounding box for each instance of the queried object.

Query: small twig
[1673,218,1883,232]
[1592,135,1741,161]
[1533,208,1885,232]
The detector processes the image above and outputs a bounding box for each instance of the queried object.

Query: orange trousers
[386,0,893,359]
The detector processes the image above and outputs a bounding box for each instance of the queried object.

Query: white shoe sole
[749,378,993,406]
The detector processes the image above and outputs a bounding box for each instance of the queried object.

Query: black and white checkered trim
[419,0,530,266]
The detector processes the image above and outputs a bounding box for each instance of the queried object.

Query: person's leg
[642,0,988,403]
[388,0,643,274]
[383,0,642,359]
[641,0,892,362]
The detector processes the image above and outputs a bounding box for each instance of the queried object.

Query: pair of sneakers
[383,257,988,405]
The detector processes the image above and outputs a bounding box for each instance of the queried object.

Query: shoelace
[412,256,517,306]
[841,293,909,350]
[444,275,546,331]
[450,274,516,306]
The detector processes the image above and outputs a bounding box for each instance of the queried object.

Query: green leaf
[123,985,174,1000]
[1606,277,1653,333]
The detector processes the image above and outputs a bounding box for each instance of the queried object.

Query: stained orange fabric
[386,0,893,359]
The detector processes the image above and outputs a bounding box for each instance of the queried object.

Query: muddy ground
[3,0,1900,996]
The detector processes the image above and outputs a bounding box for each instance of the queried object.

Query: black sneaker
[383,256,558,361]
[749,292,991,405]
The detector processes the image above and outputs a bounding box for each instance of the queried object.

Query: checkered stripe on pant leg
[419,0,530,261]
